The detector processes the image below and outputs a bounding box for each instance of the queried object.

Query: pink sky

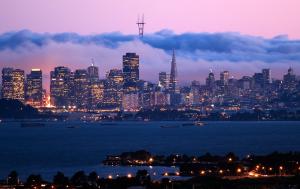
[0,0,300,38]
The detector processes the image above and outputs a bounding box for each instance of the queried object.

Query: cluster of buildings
[1,51,300,114]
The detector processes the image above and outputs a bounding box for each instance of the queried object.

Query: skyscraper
[169,50,180,106]
[158,72,170,90]
[1,68,14,99]
[103,69,124,109]
[262,68,271,86]
[220,71,229,86]
[87,62,99,83]
[283,67,297,91]
[26,69,43,107]
[50,66,72,107]
[123,53,139,92]
[74,69,89,109]
[12,69,25,103]
[89,81,104,110]
[169,49,178,94]
[206,70,216,94]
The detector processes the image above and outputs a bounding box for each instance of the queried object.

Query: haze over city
[0,0,300,90]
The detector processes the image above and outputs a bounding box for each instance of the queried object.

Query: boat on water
[67,125,80,129]
[160,125,180,128]
[182,121,207,127]
[21,122,45,128]
[194,121,206,126]
[100,122,118,126]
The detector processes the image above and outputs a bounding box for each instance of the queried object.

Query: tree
[70,171,87,186]
[7,171,19,185]
[26,174,43,186]
[53,171,69,187]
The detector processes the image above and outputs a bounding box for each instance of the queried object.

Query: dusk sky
[1,0,300,38]
[0,0,300,89]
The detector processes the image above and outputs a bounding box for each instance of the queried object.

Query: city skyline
[0,1,300,90]
[1,53,298,112]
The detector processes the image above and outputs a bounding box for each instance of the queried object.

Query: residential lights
[279,166,283,170]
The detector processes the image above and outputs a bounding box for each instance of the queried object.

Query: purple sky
[1,0,300,38]
[0,0,300,90]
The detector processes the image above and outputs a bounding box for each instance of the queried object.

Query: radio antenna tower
[137,14,145,38]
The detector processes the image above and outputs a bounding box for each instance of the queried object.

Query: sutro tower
[136,14,145,38]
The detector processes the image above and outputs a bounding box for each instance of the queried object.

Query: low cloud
[0,30,299,90]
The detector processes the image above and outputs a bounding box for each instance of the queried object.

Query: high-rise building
[87,63,99,83]
[169,50,180,106]
[122,92,140,112]
[253,73,264,89]
[206,70,216,94]
[26,69,43,107]
[262,68,271,86]
[89,80,104,109]
[169,49,178,93]
[220,71,229,86]
[158,72,170,90]
[12,69,25,103]
[103,69,124,109]
[283,67,297,91]
[190,80,201,105]
[123,53,139,92]
[1,68,14,99]
[74,69,89,109]
[1,68,25,103]
[150,91,170,107]
[50,66,72,107]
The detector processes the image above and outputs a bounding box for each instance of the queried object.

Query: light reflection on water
[0,121,299,180]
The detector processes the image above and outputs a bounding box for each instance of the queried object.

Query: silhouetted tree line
[3,169,300,189]
[0,99,39,118]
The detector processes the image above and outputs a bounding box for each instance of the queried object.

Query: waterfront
[0,121,300,180]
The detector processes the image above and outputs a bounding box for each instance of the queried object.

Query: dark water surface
[0,121,299,179]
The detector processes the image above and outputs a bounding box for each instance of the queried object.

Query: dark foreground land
[2,151,300,189]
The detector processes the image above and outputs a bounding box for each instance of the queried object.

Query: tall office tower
[12,69,25,103]
[50,66,72,107]
[206,70,216,94]
[1,68,14,99]
[26,69,43,107]
[169,50,180,106]
[158,72,170,90]
[89,81,104,109]
[252,73,264,89]
[190,80,201,105]
[103,69,124,109]
[283,67,297,91]
[169,49,179,93]
[122,92,140,112]
[138,81,152,109]
[74,69,89,109]
[239,76,252,90]
[220,71,229,86]
[87,63,99,83]
[262,68,271,87]
[150,91,170,107]
[123,53,139,92]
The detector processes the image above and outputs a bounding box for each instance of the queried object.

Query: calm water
[0,121,299,180]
